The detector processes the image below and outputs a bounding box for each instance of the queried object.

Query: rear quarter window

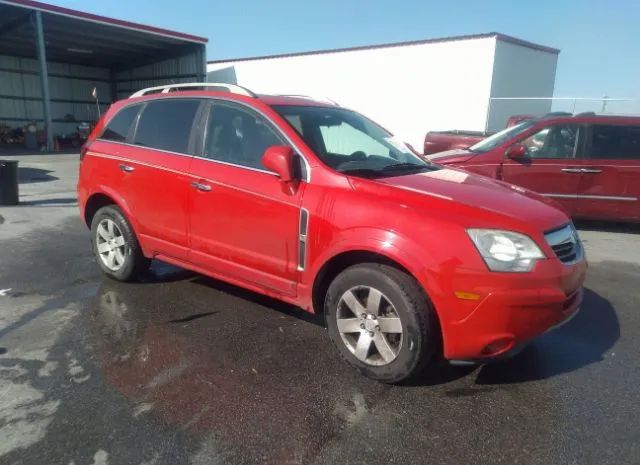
[101,105,140,142]
[134,99,201,154]
[588,125,640,160]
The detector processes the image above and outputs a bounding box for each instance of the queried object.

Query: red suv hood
[367,168,568,231]
[425,149,475,164]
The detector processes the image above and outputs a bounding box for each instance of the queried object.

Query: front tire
[91,205,150,282]
[325,263,437,383]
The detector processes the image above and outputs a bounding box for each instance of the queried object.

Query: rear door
[500,123,584,216]
[575,124,640,221]
[188,100,304,296]
[124,98,203,260]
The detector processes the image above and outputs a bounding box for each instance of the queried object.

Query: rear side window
[134,99,200,153]
[587,125,640,159]
[101,105,140,142]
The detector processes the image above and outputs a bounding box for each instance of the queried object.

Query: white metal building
[207,33,559,151]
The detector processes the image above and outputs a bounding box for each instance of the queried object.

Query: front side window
[273,105,434,177]
[520,124,578,159]
[587,125,640,160]
[204,102,284,170]
[134,99,200,154]
[469,120,537,153]
[101,104,140,142]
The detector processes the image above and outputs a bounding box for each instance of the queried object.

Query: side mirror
[506,144,527,160]
[262,145,295,182]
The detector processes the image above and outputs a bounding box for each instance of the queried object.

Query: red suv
[78,84,586,383]
[427,113,640,222]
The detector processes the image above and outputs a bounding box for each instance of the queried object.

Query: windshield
[469,120,537,153]
[272,105,436,177]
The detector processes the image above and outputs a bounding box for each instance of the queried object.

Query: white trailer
[207,33,559,152]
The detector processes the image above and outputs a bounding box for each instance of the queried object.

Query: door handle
[581,168,602,174]
[191,181,212,192]
[561,168,582,173]
[119,164,135,173]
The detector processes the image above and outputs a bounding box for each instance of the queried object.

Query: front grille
[545,224,582,264]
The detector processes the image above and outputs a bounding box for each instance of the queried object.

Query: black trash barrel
[0,160,19,205]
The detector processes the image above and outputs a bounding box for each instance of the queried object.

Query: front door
[575,124,640,222]
[501,123,584,216]
[188,100,304,296]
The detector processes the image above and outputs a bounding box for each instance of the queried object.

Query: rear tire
[91,205,150,282]
[325,263,437,383]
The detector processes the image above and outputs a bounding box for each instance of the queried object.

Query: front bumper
[438,258,586,361]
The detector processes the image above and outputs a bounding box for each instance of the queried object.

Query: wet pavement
[1,155,639,465]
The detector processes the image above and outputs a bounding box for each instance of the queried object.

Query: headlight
[467,229,545,272]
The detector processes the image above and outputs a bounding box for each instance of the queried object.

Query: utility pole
[601,95,609,113]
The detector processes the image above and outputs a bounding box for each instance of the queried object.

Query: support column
[198,43,207,82]
[109,68,118,105]
[34,10,53,151]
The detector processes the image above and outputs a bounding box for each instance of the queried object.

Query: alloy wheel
[336,285,403,366]
[96,218,127,271]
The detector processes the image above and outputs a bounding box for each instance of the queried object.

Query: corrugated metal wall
[115,50,203,100]
[0,54,110,136]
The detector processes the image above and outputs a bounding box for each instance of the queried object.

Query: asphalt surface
[1,154,639,465]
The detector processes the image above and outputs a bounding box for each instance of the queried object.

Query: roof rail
[575,111,596,117]
[130,82,256,98]
[275,94,340,106]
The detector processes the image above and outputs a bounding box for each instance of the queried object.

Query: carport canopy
[0,0,208,150]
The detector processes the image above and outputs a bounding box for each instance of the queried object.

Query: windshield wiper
[339,168,385,178]
[381,163,432,172]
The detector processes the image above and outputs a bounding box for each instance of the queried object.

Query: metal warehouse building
[208,33,560,150]
[0,0,207,151]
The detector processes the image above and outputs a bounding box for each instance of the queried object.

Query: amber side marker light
[454,291,482,300]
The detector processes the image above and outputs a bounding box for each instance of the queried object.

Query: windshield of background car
[469,120,538,153]
[272,105,437,177]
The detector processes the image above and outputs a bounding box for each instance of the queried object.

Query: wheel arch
[311,248,427,316]
[83,188,140,237]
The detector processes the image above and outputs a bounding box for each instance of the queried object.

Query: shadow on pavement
[20,197,77,206]
[475,287,619,384]
[191,274,326,327]
[574,219,640,234]
[137,260,196,284]
[104,260,620,389]
[18,166,59,183]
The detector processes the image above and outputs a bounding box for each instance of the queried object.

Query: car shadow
[190,275,326,328]
[574,219,640,234]
[18,167,59,184]
[137,260,324,327]
[129,261,620,386]
[475,287,619,385]
[137,260,197,283]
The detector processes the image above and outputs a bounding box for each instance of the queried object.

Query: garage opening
[0,0,207,154]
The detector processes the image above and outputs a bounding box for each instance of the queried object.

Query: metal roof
[0,0,207,68]
[208,32,560,65]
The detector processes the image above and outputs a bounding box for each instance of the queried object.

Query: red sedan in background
[427,114,640,223]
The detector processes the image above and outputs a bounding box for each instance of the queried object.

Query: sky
[48,0,640,110]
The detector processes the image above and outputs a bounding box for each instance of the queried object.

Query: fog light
[481,337,514,356]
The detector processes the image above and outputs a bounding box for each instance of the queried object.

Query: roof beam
[112,43,199,73]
